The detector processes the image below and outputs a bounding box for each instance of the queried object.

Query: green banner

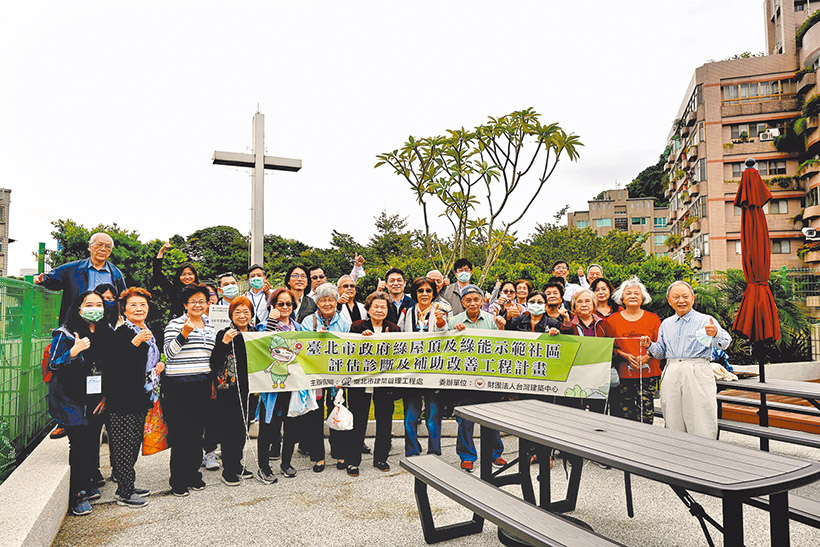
[243,330,614,399]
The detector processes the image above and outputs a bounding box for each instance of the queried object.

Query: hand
[157,241,172,258]
[494,280,502,288]
[131,328,153,347]
[155,362,165,374]
[377,278,386,291]
[269,308,281,321]
[181,317,196,338]
[222,328,240,344]
[494,315,506,329]
[93,398,106,415]
[34,273,45,284]
[443,278,450,287]
[70,332,91,358]
[354,253,365,267]
[433,304,446,323]
[338,291,351,305]
[262,280,272,294]
[577,267,585,278]
[454,323,466,331]
[639,336,652,348]
[558,305,570,322]
[506,304,521,319]
[704,318,718,337]
[362,329,374,336]
[548,328,560,336]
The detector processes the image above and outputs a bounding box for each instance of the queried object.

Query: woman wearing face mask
[105,287,161,508]
[94,283,122,329]
[47,290,111,516]
[590,278,621,318]
[502,290,563,334]
[209,296,257,486]
[152,242,201,319]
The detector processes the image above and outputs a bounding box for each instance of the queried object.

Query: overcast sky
[1,1,763,275]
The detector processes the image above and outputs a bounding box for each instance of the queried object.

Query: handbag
[325,389,354,431]
[287,389,319,417]
[142,399,169,455]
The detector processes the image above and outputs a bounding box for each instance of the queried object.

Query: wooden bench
[717,395,820,418]
[717,419,820,449]
[745,493,820,529]
[400,455,623,546]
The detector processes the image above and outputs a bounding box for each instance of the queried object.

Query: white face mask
[249,278,265,290]
[456,271,471,283]
[695,327,713,347]
[222,283,239,299]
[527,303,545,316]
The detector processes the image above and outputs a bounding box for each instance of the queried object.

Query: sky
[0,1,764,275]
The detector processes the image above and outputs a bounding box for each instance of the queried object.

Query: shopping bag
[287,389,319,417]
[142,399,169,455]
[325,390,353,431]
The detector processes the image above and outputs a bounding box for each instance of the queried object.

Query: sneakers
[221,474,241,487]
[374,461,390,472]
[172,486,190,497]
[133,487,151,497]
[71,498,93,516]
[257,468,278,484]
[280,465,297,478]
[336,460,346,470]
[50,426,67,439]
[116,493,149,508]
[492,457,508,469]
[190,479,206,491]
[460,461,474,472]
[203,451,220,470]
[346,465,359,477]
[239,468,254,480]
[85,488,102,501]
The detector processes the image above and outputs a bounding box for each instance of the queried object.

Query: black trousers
[281,406,325,468]
[323,388,343,459]
[213,387,248,477]
[344,388,396,466]
[108,410,147,498]
[66,419,103,501]
[202,395,219,454]
[161,379,210,490]
[257,394,289,472]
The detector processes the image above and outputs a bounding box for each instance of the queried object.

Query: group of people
[36,232,732,517]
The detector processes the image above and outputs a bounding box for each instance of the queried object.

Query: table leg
[538,445,551,510]
[769,492,790,547]
[722,497,744,547]
[759,393,770,452]
[518,439,536,504]
[480,424,493,482]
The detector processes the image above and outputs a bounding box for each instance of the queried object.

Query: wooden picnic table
[456,398,820,547]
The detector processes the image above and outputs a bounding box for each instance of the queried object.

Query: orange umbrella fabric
[731,165,781,343]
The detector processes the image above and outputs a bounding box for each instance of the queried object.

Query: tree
[376,108,582,284]
[180,226,248,280]
[626,153,668,206]
[368,211,415,265]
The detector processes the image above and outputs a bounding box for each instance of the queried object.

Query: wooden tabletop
[456,399,820,499]
[716,378,820,400]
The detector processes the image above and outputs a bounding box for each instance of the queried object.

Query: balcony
[691,220,701,233]
[686,110,697,126]
[806,204,820,219]
[680,124,691,138]
[797,72,816,95]
[804,251,820,263]
[689,183,700,196]
[721,97,800,118]
[688,144,698,160]
[723,139,777,156]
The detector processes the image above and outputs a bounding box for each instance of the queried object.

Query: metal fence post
[18,276,33,448]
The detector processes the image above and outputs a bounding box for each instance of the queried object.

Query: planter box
[691,221,701,233]
[804,251,820,263]
[690,183,700,196]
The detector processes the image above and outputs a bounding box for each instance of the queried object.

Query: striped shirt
[648,309,731,360]
[163,314,216,377]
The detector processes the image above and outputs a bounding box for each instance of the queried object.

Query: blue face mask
[103,300,117,311]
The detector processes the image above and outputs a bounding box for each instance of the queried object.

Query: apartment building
[662,1,818,277]
[567,189,670,256]
[0,189,9,277]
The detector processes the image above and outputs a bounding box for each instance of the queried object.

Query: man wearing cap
[448,284,506,472]
[639,280,731,438]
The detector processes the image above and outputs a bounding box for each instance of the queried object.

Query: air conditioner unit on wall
[760,131,774,141]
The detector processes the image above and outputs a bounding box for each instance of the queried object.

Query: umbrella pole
[754,341,770,451]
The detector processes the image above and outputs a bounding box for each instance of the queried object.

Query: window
[595,218,612,227]
[759,160,787,176]
[796,1,806,11]
[631,217,647,225]
[735,241,742,254]
[0,207,4,221]
[808,186,820,208]
[614,218,628,230]
[731,163,743,178]
[694,158,707,182]
[772,240,791,254]
[654,235,666,246]
[764,199,789,214]
[576,220,590,228]
[654,217,668,228]
[692,196,708,219]
[731,123,768,139]
[722,79,795,104]
[734,205,743,216]
[693,233,710,256]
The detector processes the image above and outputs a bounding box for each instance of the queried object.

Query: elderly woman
[337,275,367,324]
[492,281,523,319]
[543,281,574,334]
[209,296,257,486]
[346,292,402,476]
[105,287,160,508]
[514,279,532,310]
[399,277,448,460]
[162,284,216,497]
[47,290,110,516]
[590,278,620,318]
[501,289,560,334]
[301,283,352,472]
[569,288,607,414]
[604,277,662,424]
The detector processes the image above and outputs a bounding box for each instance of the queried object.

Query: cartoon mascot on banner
[263,334,307,389]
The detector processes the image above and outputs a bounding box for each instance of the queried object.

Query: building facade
[0,189,9,277]
[567,189,670,256]
[662,1,820,276]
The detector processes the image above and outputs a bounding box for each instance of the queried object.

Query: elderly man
[448,285,506,472]
[640,281,731,438]
[35,232,126,322]
[425,269,453,317]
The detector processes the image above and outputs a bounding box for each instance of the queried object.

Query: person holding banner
[209,296,256,486]
[569,289,607,414]
[162,284,216,497]
[500,289,562,334]
[301,283,352,472]
[543,282,574,334]
[105,287,158,508]
[604,277,661,424]
[399,277,448,460]
[448,285,506,472]
[347,292,402,476]
[337,275,367,324]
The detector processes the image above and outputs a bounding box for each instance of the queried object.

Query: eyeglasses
[339,284,356,289]
[275,302,294,308]
[502,289,515,294]
[417,288,433,293]
[91,243,112,250]
[187,300,207,307]
[290,273,307,279]
[311,274,326,280]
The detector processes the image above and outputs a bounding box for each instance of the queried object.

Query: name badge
[86,375,102,395]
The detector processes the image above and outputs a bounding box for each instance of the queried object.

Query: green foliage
[664,233,682,248]
[796,8,820,48]
[368,212,415,265]
[768,176,794,188]
[773,118,806,154]
[722,51,764,60]
[626,153,669,206]
[179,226,248,280]
[803,94,820,119]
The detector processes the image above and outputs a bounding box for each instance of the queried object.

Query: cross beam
[212,112,302,266]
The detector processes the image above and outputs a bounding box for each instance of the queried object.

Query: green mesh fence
[0,277,60,481]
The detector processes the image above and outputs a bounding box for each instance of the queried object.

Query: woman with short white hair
[603,276,662,424]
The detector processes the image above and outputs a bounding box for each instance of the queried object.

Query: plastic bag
[287,389,319,417]
[325,389,353,431]
[142,399,169,455]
